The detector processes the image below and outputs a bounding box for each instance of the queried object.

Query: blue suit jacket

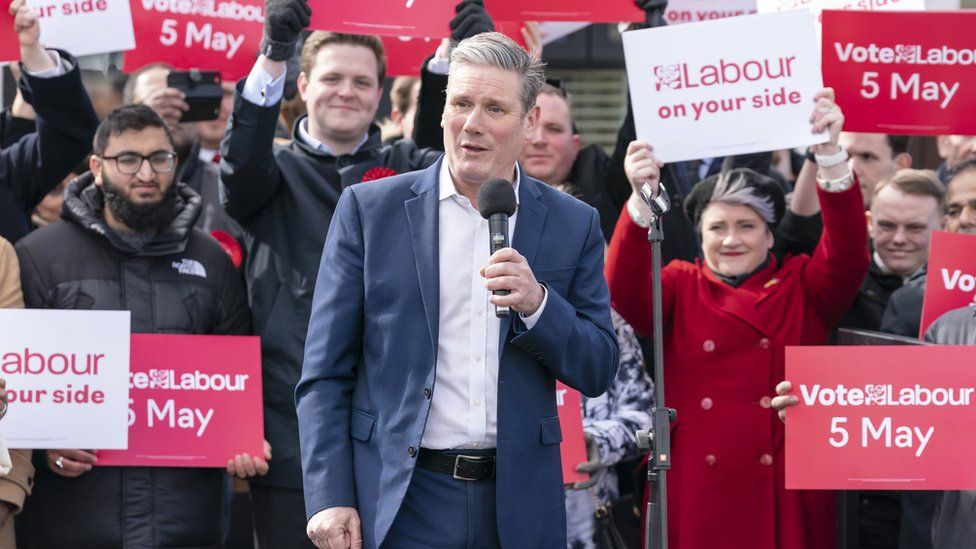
[296,157,620,548]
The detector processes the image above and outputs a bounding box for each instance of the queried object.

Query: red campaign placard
[123,0,264,82]
[557,381,588,484]
[822,10,976,135]
[99,334,264,467]
[0,10,18,63]
[786,346,976,490]
[486,0,643,23]
[382,24,526,77]
[920,231,976,338]
[309,0,454,39]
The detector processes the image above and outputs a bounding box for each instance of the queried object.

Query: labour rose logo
[361,167,398,182]
[149,369,170,389]
[653,64,682,91]
[895,45,919,64]
[865,384,886,405]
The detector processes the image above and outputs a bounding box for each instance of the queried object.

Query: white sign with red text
[623,11,826,162]
[28,0,135,56]
[756,0,923,16]
[665,0,757,25]
[0,309,130,449]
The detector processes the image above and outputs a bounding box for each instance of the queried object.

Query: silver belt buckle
[452,454,488,481]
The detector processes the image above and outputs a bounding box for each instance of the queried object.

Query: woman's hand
[771,380,799,423]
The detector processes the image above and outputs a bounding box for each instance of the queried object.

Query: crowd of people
[0,0,973,547]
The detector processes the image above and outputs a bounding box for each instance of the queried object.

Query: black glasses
[100,151,177,175]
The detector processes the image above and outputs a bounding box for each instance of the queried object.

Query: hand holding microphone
[478,180,544,318]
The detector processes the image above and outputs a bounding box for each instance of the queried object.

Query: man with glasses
[14,104,265,548]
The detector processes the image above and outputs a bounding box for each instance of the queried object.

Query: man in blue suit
[297,32,620,549]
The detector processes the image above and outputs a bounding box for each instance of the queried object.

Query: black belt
[417,448,496,481]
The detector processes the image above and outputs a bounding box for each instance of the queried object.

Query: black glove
[450,0,494,42]
[635,0,668,28]
[261,0,311,61]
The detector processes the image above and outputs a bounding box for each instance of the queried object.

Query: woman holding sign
[605,88,868,549]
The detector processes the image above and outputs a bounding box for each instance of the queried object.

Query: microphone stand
[634,181,676,549]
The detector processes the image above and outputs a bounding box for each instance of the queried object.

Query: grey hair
[710,170,776,225]
[450,32,546,115]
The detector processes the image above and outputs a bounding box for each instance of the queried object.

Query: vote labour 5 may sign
[124,0,263,81]
[0,310,130,450]
[920,231,976,338]
[623,11,826,162]
[786,346,976,490]
[822,10,976,135]
[99,334,263,467]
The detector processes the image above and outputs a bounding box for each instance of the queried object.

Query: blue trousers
[383,455,500,549]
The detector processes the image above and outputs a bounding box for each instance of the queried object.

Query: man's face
[443,64,538,188]
[298,44,383,144]
[937,135,976,170]
[868,185,942,276]
[839,132,904,207]
[945,170,976,234]
[93,126,177,207]
[520,92,580,187]
[196,82,235,148]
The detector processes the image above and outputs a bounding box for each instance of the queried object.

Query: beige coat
[0,237,34,547]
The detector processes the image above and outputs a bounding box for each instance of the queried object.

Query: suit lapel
[405,160,442,354]
[500,175,548,351]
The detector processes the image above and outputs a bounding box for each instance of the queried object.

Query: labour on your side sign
[0,309,130,449]
[822,10,976,135]
[786,346,976,490]
[623,10,827,162]
[28,0,136,56]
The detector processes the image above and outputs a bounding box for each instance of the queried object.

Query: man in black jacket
[15,105,263,548]
[220,0,493,543]
[0,0,98,244]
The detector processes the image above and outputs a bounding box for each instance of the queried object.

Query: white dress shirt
[421,161,547,450]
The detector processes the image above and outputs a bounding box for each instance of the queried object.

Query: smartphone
[167,70,222,123]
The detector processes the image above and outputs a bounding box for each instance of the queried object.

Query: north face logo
[172,259,207,278]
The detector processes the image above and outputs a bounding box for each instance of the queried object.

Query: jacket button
[702,340,716,353]
[700,397,713,411]
[423,387,432,399]
[759,338,770,349]
[705,454,717,466]
[759,454,773,466]
[407,446,417,458]
[759,396,772,409]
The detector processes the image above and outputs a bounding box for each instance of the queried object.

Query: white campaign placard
[665,0,757,25]
[756,0,923,17]
[622,11,827,162]
[29,0,135,57]
[1,309,130,449]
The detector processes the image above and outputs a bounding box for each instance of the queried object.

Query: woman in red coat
[605,89,868,549]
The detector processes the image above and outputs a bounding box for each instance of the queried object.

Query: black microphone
[477,179,517,318]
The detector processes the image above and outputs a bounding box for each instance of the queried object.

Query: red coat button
[759,396,772,409]
[701,397,713,411]
[760,454,773,466]
[759,338,770,349]
[703,340,716,352]
[705,454,717,466]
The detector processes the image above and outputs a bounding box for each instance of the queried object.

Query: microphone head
[477,179,517,219]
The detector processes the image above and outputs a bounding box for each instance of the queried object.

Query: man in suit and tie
[296,32,620,549]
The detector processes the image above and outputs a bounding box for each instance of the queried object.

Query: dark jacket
[15,174,249,549]
[0,51,98,243]
[838,260,905,332]
[220,84,441,488]
[881,267,928,338]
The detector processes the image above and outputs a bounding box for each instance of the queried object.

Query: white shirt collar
[298,118,369,156]
[438,161,522,205]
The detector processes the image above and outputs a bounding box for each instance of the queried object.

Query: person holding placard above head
[605,88,869,549]
[14,105,266,549]
[0,0,98,245]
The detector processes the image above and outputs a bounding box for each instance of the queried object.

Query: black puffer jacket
[15,173,249,549]
[221,84,441,489]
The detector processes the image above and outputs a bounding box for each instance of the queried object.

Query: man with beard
[124,64,244,265]
[0,0,98,244]
[14,104,267,548]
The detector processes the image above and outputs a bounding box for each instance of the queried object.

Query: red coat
[606,185,868,549]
